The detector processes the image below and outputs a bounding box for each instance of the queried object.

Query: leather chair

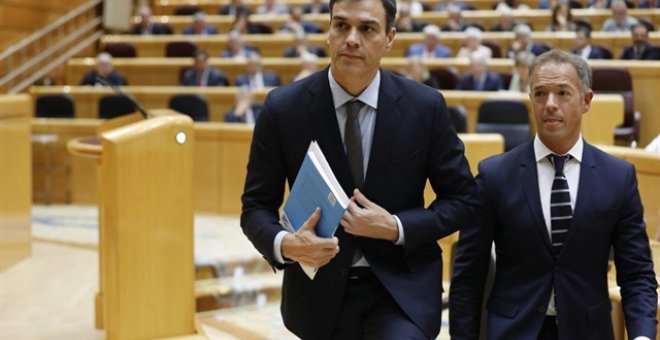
[169,94,209,121]
[429,67,460,90]
[174,5,201,15]
[35,94,75,118]
[447,105,467,133]
[98,95,136,119]
[591,68,640,146]
[476,99,530,151]
[482,40,502,59]
[593,45,614,59]
[165,41,198,58]
[102,42,137,58]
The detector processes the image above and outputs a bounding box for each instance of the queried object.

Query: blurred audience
[433,0,469,11]
[131,6,172,35]
[303,0,330,14]
[181,50,229,86]
[183,12,218,35]
[404,57,441,89]
[279,6,323,34]
[456,27,491,59]
[395,3,427,32]
[490,6,518,32]
[79,52,127,86]
[224,88,263,124]
[397,0,424,17]
[221,30,260,59]
[457,51,503,91]
[283,30,327,58]
[441,4,474,32]
[507,24,551,58]
[256,0,289,15]
[546,2,577,32]
[293,53,320,82]
[602,0,639,32]
[495,0,530,10]
[571,27,608,60]
[231,8,273,34]
[235,53,282,89]
[620,24,660,60]
[218,0,252,16]
[405,25,451,58]
[508,51,534,93]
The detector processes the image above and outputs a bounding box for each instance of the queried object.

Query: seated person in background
[433,0,469,11]
[224,88,263,124]
[256,0,289,15]
[620,24,660,60]
[507,24,551,58]
[490,6,518,32]
[283,30,327,58]
[398,0,424,17]
[495,0,530,10]
[231,8,273,34]
[602,0,639,32]
[457,51,503,91]
[221,30,260,59]
[218,0,251,16]
[646,134,660,153]
[405,57,441,89]
[235,53,281,89]
[546,2,577,32]
[279,6,323,34]
[441,4,475,32]
[303,0,330,14]
[587,0,610,9]
[571,27,608,60]
[132,6,172,34]
[405,24,451,58]
[508,51,534,92]
[181,50,229,86]
[456,27,492,59]
[80,52,127,86]
[183,12,218,35]
[292,53,319,82]
[395,3,427,32]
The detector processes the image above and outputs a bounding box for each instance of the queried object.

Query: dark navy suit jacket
[450,142,657,340]
[620,44,660,60]
[180,68,229,86]
[235,72,281,88]
[240,69,478,339]
[79,70,127,86]
[457,72,503,91]
[571,46,608,59]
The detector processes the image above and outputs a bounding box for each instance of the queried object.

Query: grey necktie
[548,154,572,257]
[345,100,364,189]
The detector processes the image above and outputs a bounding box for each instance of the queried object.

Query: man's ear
[385,27,396,50]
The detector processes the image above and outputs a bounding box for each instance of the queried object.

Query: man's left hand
[341,189,399,241]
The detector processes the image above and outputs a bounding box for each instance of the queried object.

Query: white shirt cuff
[273,230,290,265]
[633,337,651,340]
[393,215,405,245]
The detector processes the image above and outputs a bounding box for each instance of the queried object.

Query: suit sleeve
[240,94,289,269]
[449,161,497,339]
[613,165,658,338]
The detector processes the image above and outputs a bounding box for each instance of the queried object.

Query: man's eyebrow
[331,15,380,26]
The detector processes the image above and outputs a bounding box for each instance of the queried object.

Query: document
[280,141,349,279]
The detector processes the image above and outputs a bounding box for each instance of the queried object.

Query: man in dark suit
[182,12,218,35]
[240,0,478,338]
[507,24,551,59]
[571,27,608,60]
[218,0,252,16]
[620,24,660,60]
[79,52,128,86]
[131,6,172,35]
[235,53,281,88]
[404,24,451,59]
[224,88,263,123]
[450,49,658,340]
[180,50,229,86]
[457,51,503,91]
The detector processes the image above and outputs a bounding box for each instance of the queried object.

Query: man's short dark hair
[576,26,591,39]
[193,49,209,59]
[329,0,397,33]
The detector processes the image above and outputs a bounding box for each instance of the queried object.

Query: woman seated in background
[508,51,535,93]
[456,27,492,59]
[404,57,440,89]
[546,2,577,32]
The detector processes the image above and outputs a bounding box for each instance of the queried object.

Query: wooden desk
[101,31,660,60]
[141,9,659,35]
[0,94,32,271]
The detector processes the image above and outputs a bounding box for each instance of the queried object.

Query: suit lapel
[520,144,554,253]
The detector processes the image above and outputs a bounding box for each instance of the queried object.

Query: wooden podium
[68,111,203,339]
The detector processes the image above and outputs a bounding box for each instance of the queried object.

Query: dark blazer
[241,69,478,339]
[220,45,260,58]
[405,43,451,58]
[620,44,660,60]
[79,70,127,86]
[180,68,229,86]
[224,104,263,123]
[302,3,330,13]
[218,4,251,15]
[457,72,503,91]
[571,46,607,59]
[450,142,658,340]
[131,23,172,35]
[182,25,218,35]
[282,45,327,58]
[507,42,551,58]
[235,72,281,88]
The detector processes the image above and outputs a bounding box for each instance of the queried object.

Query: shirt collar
[328,68,380,110]
[533,134,583,163]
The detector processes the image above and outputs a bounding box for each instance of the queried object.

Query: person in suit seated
[404,24,451,58]
[79,52,128,86]
[571,27,607,60]
[404,56,441,89]
[507,24,551,58]
[303,0,330,13]
[224,88,263,124]
[456,27,492,59]
[432,0,469,11]
[394,3,427,33]
[279,6,324,33]
[450,49,658,340]
[180,49,229,86]
[182,12,218,35]
[218,0,251,16]
[441,4,475,32]
[221,30,260,59]
[230,7,273,34]
[240,0,479,338]
[235,53,281,89]
[256,0,289,15]
[620,24,660,60]
[457,51,503,91]
[292,53,320,82]
[508,51,535,93]
[489,6,518,32]
[131,6,172,35]
[602,0,639,32]
[283,30,327,58]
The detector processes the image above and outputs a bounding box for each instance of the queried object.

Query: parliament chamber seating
[476,99,531,151]
[35,94,76,118]
[169,94,210,121]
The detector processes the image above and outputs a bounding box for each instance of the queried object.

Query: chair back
[593,45,613,59]
[477,100,530,151]
[429,67,460,90]
[35,94,75,118]
[103,42,137,58]
[99,95,136,119]
[174,5,201,15]
[482,40,501,58]
[165,41,198,58]
[591,67,638,143]
[169,94,209,121]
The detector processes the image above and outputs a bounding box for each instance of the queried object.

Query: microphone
[96,76,149,119]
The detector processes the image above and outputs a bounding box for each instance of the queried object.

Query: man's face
[632,26,648,46]
[194,55,208,71]
[612,5,626,24]
[575,31,588,49]
[327,0,395,83]
[529,62,593,153]
[97,61,112,77]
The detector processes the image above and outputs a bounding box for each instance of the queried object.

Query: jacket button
[538,305,546,313]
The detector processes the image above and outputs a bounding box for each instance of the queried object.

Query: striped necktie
[548,154,572,257]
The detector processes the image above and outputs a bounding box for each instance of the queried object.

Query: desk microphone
[96,76,149,119]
